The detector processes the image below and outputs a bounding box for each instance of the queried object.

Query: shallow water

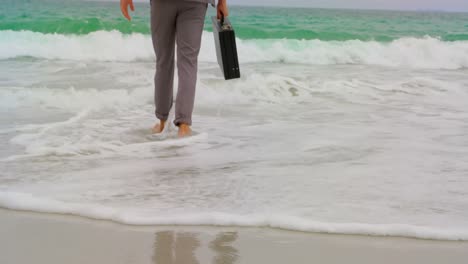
[1,54,468,239]
[1,2,468,240]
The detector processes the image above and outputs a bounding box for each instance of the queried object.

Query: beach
[2,208,468,264]
[2,0,468,261]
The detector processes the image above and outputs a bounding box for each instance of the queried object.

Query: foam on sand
[0,191,467,241]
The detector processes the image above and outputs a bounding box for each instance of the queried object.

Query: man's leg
[174,1,208,133]
[150,0,177,132]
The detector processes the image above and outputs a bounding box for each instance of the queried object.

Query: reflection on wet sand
[153,231,238,264]
[210,232,239,264]
[153,231,199,264]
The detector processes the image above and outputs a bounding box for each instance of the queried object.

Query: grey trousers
[150,0,208,126]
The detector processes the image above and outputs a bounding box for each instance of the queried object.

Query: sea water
[1,0,468,240]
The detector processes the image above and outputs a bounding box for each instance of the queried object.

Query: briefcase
[211,15,240,80]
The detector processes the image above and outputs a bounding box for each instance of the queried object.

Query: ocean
[1,0,468,240]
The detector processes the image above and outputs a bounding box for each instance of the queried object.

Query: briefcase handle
[219,12,225,26]
[219,12,232,31]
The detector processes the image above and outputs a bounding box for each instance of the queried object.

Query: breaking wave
[1,30,468,69]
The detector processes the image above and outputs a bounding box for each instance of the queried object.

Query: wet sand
[1,208,467,264]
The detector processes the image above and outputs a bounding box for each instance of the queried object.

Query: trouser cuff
[173,117,192,127]
[155,111,169,121]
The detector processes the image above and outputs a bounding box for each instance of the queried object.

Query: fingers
[217,4,229,19]
[120,3,130,21]
[120,0,134,21]
[124,8,131,21]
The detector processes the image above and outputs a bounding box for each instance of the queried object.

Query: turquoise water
[2,0,468,240]
[1,0,468,41]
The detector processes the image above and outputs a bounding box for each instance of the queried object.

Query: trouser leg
[173,2,208,126]
[151,0,177,121]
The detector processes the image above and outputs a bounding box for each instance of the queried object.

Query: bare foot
[152,120,166,134]
[178,124,192,138]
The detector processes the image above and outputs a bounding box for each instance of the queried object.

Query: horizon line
[82,0,468,13]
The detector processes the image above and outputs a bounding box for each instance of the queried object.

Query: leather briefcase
[211,15,240,80]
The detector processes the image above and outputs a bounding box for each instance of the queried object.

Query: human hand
[120,0,135,21]
[217,0,229,19]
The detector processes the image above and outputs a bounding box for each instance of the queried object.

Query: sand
[1,208,467,264]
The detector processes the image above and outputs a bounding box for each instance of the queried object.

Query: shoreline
[1,190,467,241]
[2,208,468,264]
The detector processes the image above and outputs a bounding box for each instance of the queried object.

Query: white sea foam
[1,30,468,69]
[0,191,467,241]
[1,63,467,161]
[0,85,151,111]
[2,40,468,243]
